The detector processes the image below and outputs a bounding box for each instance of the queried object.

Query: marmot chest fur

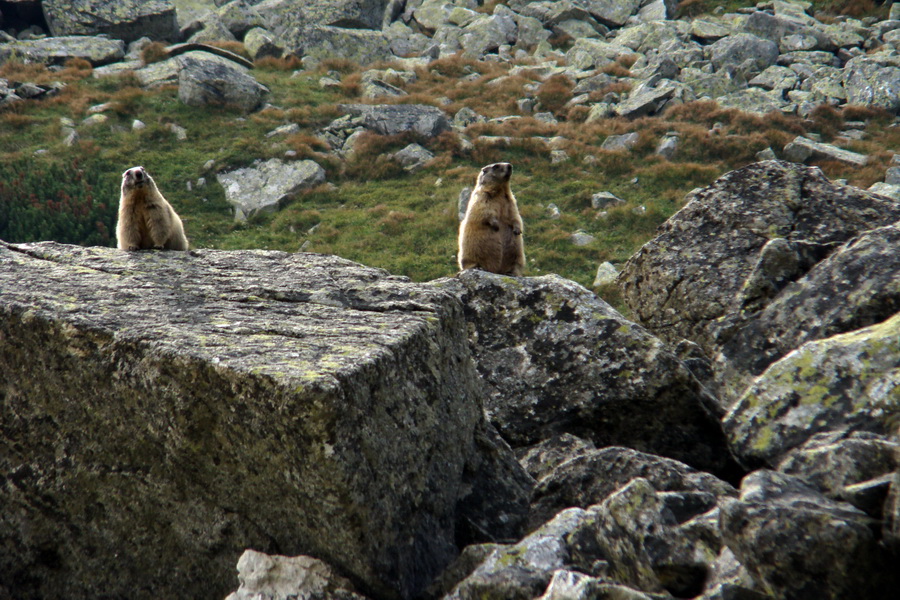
[116,166,188,251]
[458,162,525,276]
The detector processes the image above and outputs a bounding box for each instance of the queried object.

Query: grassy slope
[1,0,897,302]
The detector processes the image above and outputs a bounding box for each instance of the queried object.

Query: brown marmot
[458,162,525,276]
[116,166,189,251]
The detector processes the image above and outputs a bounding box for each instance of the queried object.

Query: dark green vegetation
[1,0,897,290]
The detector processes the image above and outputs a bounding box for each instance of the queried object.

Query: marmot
[116,166,189,251]
[458,162,525,276]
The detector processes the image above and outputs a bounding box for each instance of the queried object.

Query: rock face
[0,35,125,66]
[0,241,530,600]
[720,470,898,599]
[619,160,900,366]
[724,313,900,469]
[436,270,739,479]
[42,0,179,43]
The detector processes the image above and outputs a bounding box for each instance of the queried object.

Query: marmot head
[476,162,513,191]
[122,166,154,192]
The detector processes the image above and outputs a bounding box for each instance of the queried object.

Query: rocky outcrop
[618,160,900,371]
[42,0,178,43]
[436,270,738,479]
[723,313,900,469]
[0,241,530,600]
[720,470,898,599]
[0,35,125,65]
[716,222,900,401]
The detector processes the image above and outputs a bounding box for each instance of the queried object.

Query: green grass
[1,1,897,298]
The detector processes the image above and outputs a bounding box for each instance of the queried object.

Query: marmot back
[457,162,525,276]
[116,166,189,251]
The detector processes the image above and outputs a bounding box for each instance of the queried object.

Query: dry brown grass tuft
[141,42,169,65]
[255,55,303,71]
[536,74,574,115]
[108,86,148,115]
[320,58,361,74]
[339,71,362,97]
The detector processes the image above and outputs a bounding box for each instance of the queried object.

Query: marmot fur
[116,166,189,251]
[458,162,524,276]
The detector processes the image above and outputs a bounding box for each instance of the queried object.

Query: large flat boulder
[0,241,529,600]
[0,35,125,66]
[42,0,179,43]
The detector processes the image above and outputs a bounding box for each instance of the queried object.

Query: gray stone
[243,26,284,59]
[742,10,834,53]
[655,135,679,159]
[690,19,732,42]
[217,0,266,38]
[564,38,630,71]
[867,182,900,200]
[434,270,737,477]
[361,79,407,99]
[724,312,900,469]
[581,0,643,28]
[277,25,392,65]
[708,33,779,74]
[446,508,587,600]
[42,0,178,43]
[224,550,366,600]
[591,191,624,209]
[570,231,595,246]
[391,143,434,172]
[257,0,390,31]
[384,21,432,57]
[337,104,451,138]
[619,161,900,358]
[188,17,238,43]
[92,60,143,78]
[178,53,269,112]
[720,470,898,599]
[715,87,788,116]
[616,80,684,119]
[0,35,125,66]
[783,135,868,167]
[568,477,723,597]
[601,132,639,151]
[678,67,744,99]
[529,445,735,531]
[592,261,618,287]
[715,223,900,404]
[460,13,517,58]
[0,241,529,600]
[778,432,899,507]
[613,20,692,55]
[748,65,798,91]
[458,186,472,221]
[217,158,325,220]
[843,53,900,113]
[265,123,300,138]
[884,166,900,186]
